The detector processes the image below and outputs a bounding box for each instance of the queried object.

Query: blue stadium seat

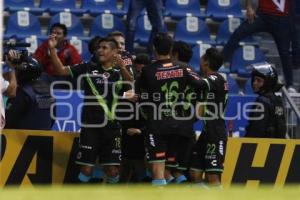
[21,35,42,54]
[90,13,125,37]
[69,37,91,62]
[4,0,44,14]
[5,11,42,39]
[230,45,266,77]
[244,78,254,94]
[226,74,240,94]
[81,0,119,16]
[40,0,83,15]
[49,12,85,38]
[216,17,256,45]
[206,0,243,20]
[134,14,168,46]
[164,0,204,19]
[134,14,152,46]
[188,43,212,72]
[174,16,212,46]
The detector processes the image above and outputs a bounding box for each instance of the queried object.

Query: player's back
[139,58,188,120]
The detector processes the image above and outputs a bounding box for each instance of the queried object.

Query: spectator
[222,0,296,92]
[291,0,300,69]
[245,62,287,138]
[125,0,165,55]
[33,23,82,89]
[48,35,133,184]
[5,56,55,130]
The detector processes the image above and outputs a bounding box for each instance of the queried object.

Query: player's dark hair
[153,32,173,56]
[134,53,151,65]
[88,36,102,54]
[203,47,223,71]
[172,41,193,63]
[107,31,125,39]
[101,37,119,49]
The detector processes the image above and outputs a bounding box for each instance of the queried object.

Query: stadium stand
[226,74,240,94]
[49,12,85,38]
[188,42,212,71]
[206,0,244,20]
[39,0,83,15]
[89,13,125,37]
[174,16,212,46]
[4,0,44,14]
[81,0,119,16]
[164,0,205,19]
[4,11,42,39]
[69,37,91,62]
[230,45,266,77]
[215,17,255,45]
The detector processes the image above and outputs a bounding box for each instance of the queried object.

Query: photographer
[4,51,55,130]
[1,50,18,98]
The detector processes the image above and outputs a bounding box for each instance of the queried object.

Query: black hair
[88,36,102,54]
[134,53,151,65]
[50,23,68,36]
[203,47,223,71]
[153,32,173,56]
[107,31,125,38]
[172,41,193,63]
[101,37,119,49]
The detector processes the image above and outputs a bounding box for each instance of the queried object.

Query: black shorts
[76,127,121,167]
[190,131,227,173]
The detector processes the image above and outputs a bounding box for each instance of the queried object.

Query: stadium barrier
[1,129,300,187]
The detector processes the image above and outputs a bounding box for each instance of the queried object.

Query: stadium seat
[206,0,243,20]
[21,35,41,54]
[226,74,240,94]
[90,13,125,37]
[49,12,85,38]
[230,45,266,77]
[69,37,91,62]
[134,14,152,46]
[81,0,119,16]
[174,16,212,46]
[188,43,212,72]
[5,11,42,39]
[164,0,204,19]
[4,0,44,14]
[216,17,256,45]
[40,0,83,15]
[244,78,254,94]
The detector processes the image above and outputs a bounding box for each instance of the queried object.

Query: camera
[3,39,31,65]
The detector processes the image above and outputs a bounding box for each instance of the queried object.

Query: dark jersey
[188,72,228,139]
[138,59,188,119]
[69,61,124,127]
[5,80,55,130]
[245,93,287,138]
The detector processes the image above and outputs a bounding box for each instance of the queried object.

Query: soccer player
[188,48,228,188]
[48,35,132,184]
[163,41,197,184]
[137,33,189,186]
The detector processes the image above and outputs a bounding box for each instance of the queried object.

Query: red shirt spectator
[258,0,290,16]
[33,23,82,75]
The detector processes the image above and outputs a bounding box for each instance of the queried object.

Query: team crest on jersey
[76,151,82,159]
[103,72,110,79]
